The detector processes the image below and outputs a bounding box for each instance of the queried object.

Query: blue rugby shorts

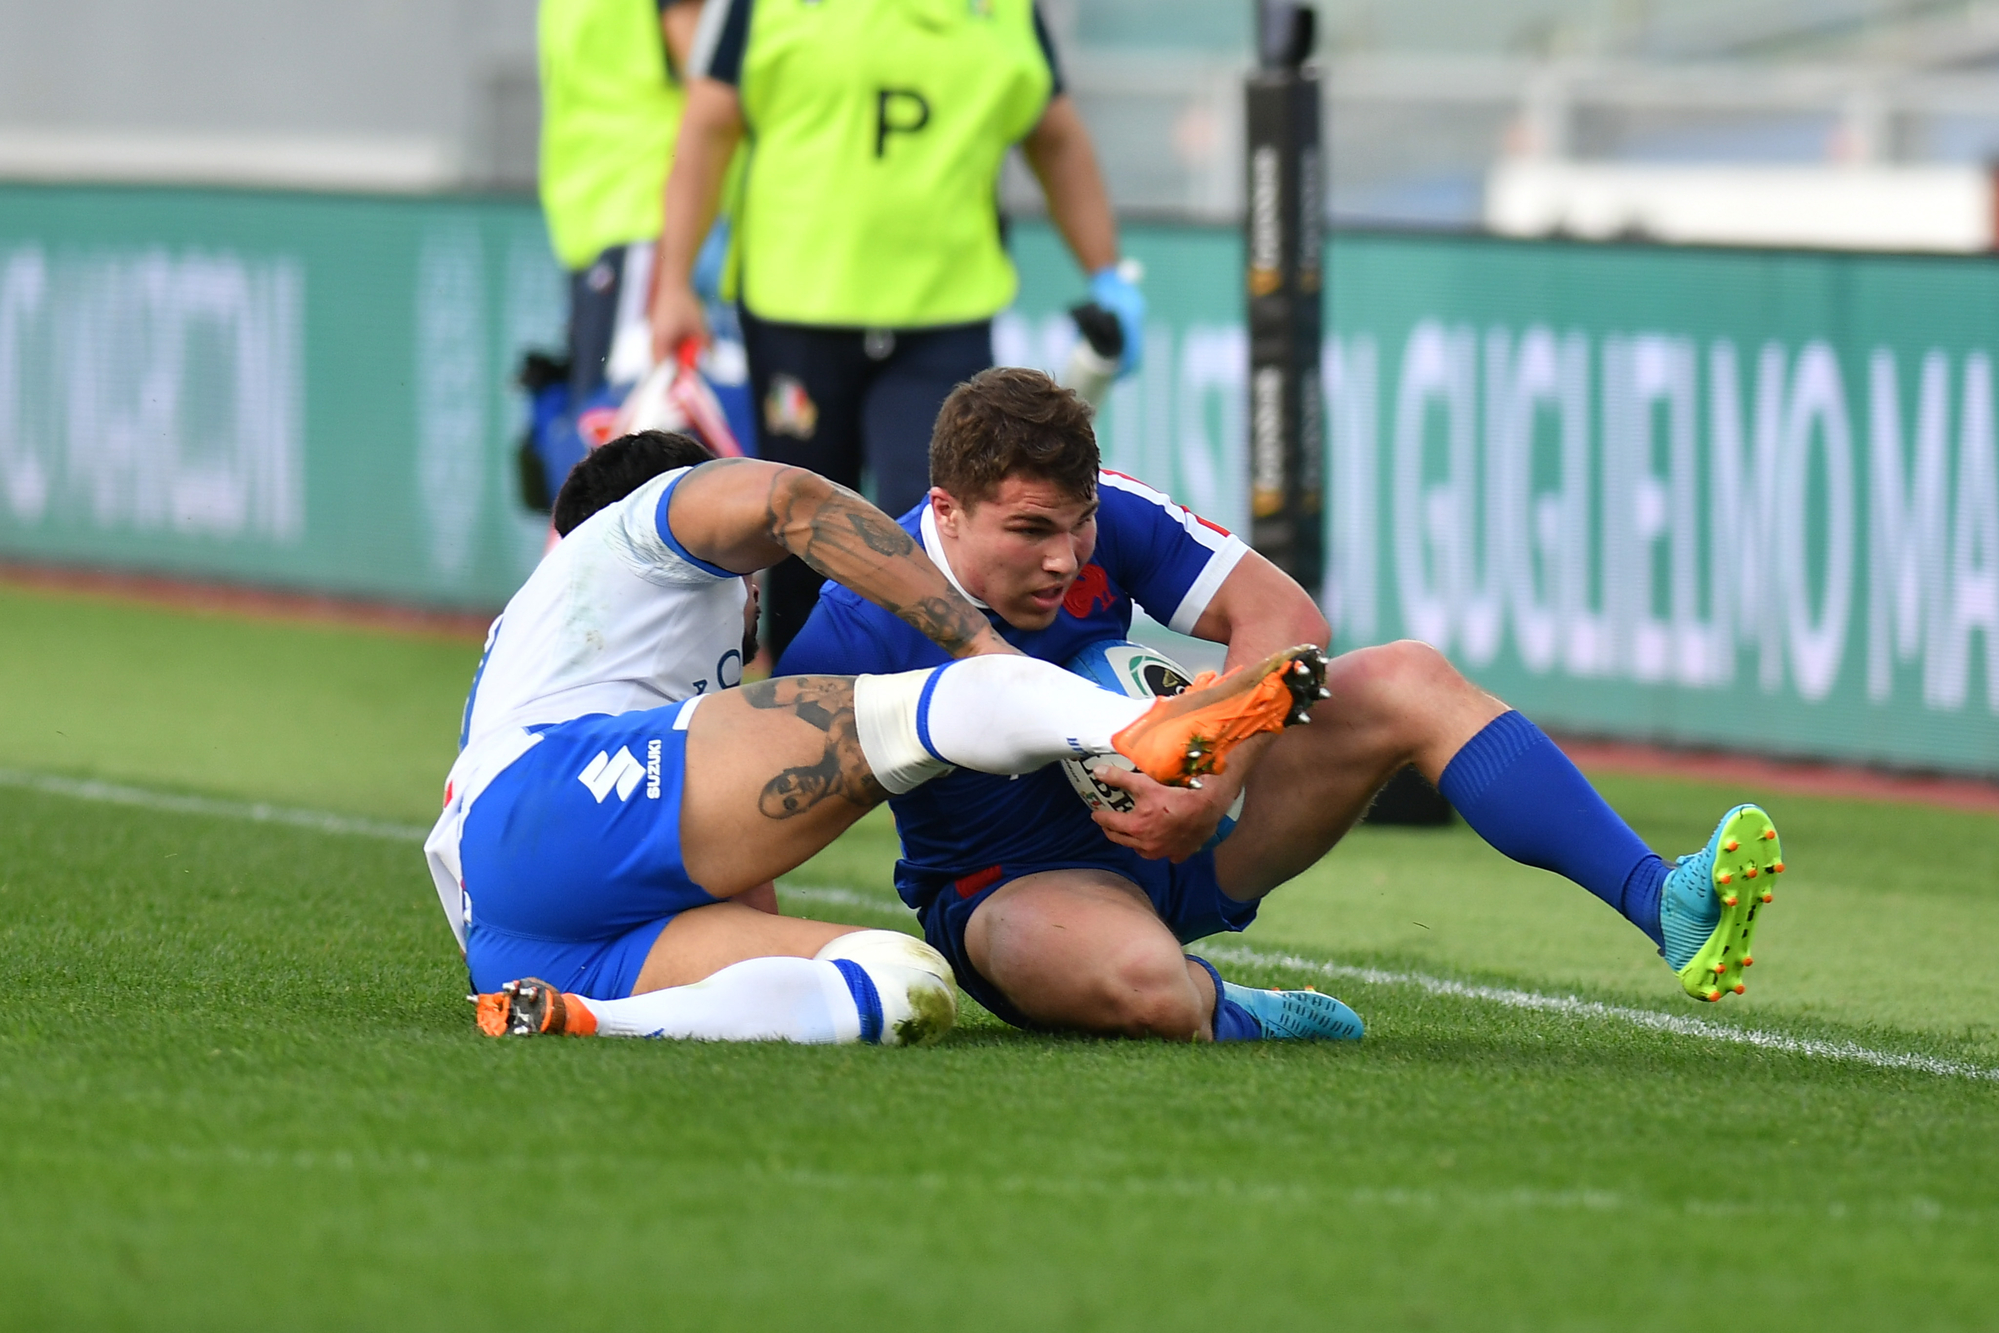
[460,699,722,1000]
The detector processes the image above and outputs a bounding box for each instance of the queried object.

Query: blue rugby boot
[1220,980,1365,1040]
[1660,804,1784,1003]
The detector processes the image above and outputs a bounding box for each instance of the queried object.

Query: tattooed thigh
[739,676,853,732]
[740,677,887,818]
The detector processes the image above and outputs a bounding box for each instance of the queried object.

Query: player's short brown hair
[928,367,1098,508]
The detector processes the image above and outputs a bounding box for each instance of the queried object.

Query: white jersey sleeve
[609,468,747,588]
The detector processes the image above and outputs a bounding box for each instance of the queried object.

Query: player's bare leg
[1215,639,1505,901]
[677,676,904,896]
[965,870,1218,1041]
[632,900,862,991]
[963,865,1364,1042]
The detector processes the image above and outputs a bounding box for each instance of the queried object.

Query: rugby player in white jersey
[428,430,1326,1045]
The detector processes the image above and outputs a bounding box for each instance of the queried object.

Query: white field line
[1200,943,1999,1084]
[3,772,1991,1086]
[783,885,1999,1084]
[780,884,905,913]
[0,768,430,843]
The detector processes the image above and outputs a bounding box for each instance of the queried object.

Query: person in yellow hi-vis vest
[648,0,1142,658]
[539,0,706,409]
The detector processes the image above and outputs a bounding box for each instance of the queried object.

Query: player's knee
[1336,640,1466,719]
[1092,945,1205,1040]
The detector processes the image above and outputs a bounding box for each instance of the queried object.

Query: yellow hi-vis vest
[538,0,685,272]
[733,0,1053,328]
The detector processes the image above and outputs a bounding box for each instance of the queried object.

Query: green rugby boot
[1660,804,1784,1003]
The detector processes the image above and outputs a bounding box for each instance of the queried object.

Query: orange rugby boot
[1110,644,1329,786]
[472,978,599,1037]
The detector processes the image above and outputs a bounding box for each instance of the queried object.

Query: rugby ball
[1060,640,1244,847]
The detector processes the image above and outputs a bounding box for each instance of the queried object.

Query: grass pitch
[2,582,1997,1330]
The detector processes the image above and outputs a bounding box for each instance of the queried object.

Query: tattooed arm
[667,458,1013,658]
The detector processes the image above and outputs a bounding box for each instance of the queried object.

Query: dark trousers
[566,244,635,402]
[740,308,993,658]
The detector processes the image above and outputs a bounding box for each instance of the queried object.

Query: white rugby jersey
[425,465,749,949]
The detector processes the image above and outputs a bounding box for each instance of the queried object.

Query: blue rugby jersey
[775,470,1247,912]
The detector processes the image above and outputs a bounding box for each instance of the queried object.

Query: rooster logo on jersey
[1062,563,1117,618]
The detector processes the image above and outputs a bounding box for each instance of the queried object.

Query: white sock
[815,931,958,1045]
[853,656,1148,793]
[854,672,955,794]
[574,957,863,1043]
[925,654,1150,770]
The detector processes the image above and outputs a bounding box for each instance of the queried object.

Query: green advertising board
[0,184,564,608]
[1317,235,1999,777]
[2,184,1995,772]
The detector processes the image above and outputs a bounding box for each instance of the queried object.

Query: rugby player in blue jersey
[778,368,1784,1042]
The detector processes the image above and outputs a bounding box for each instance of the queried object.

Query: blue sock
[1186,955,1263,1041]
[1435,711,1667,948]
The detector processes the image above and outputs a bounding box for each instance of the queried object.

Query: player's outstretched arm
[668,458,1012,658]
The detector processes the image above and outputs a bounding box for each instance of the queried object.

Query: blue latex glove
[1088,263,1146,376]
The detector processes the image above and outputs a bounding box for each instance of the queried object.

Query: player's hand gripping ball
[1060,640,1244,849]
